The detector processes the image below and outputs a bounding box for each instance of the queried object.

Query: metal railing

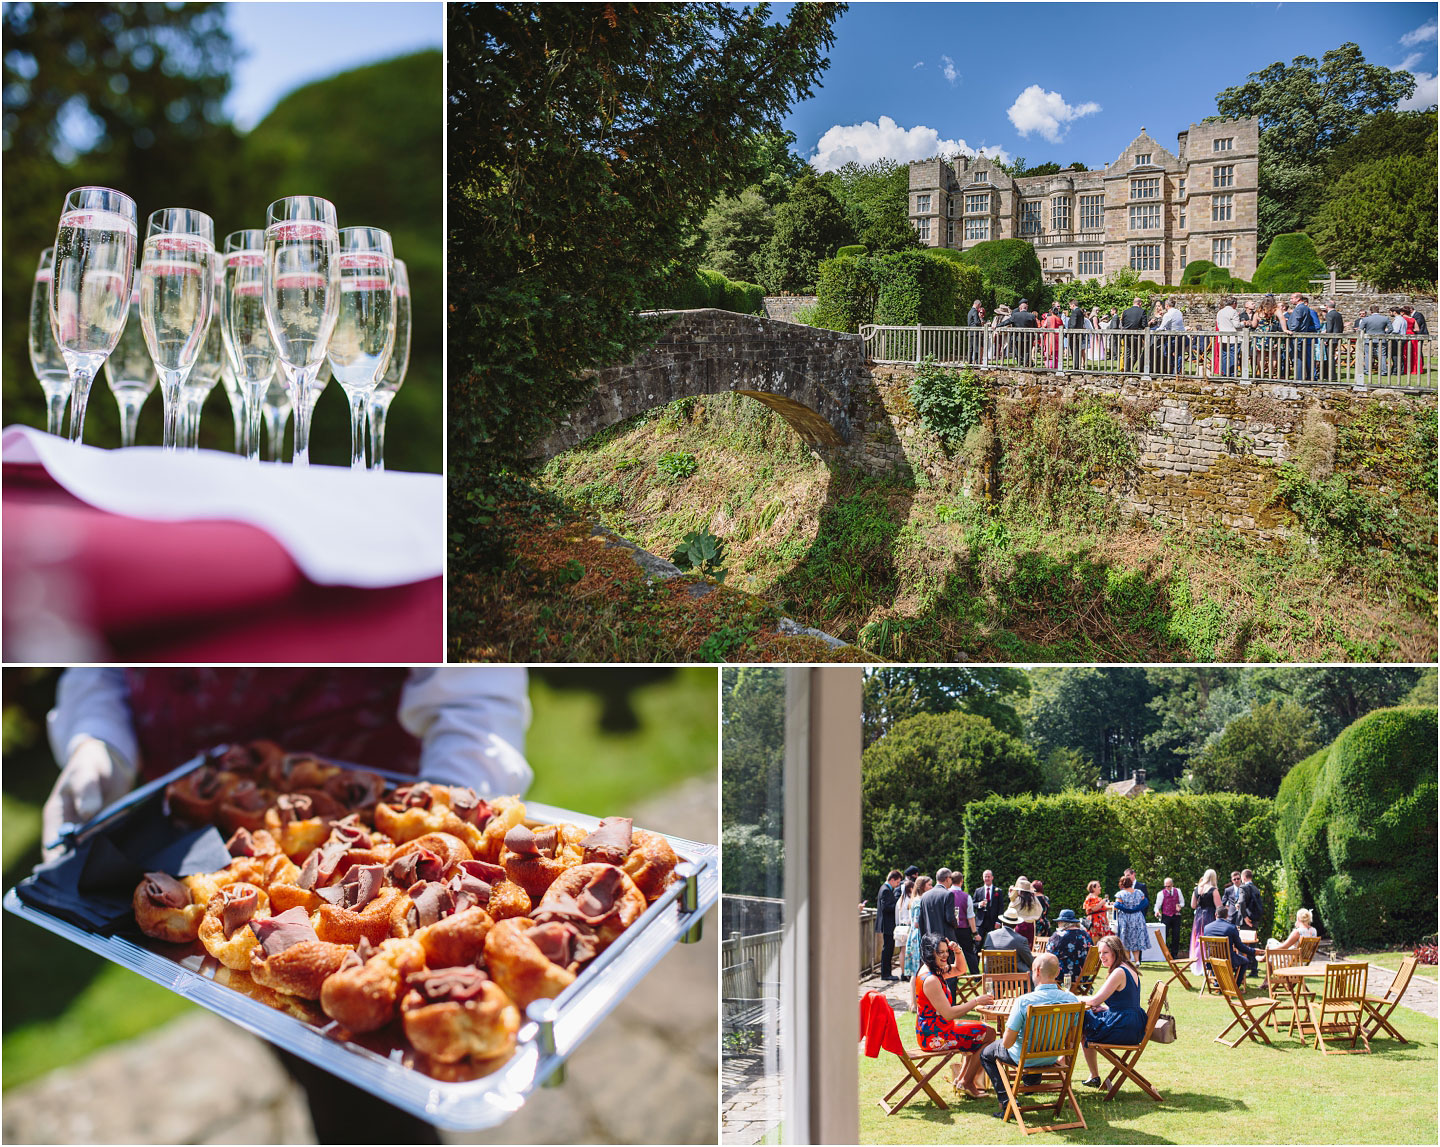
[859,324,1437,389]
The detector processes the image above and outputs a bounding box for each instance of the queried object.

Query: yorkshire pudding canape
[401,967,520,1064]
[320,935,427,1033]
[198,882,270,969]
[622,828,680,902]
[248,907,354,999]
[499,823,585,902]
[533,863,646,953]
[133,870,204,942]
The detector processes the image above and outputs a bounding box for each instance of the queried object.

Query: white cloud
[913,60,924,69]
[1399,51,1425,71]
[1397,67,1438,110]
[1400,19,1437,47]
[808,115,1010,171]
[941,55,959,85]
[1006,84,1101,144]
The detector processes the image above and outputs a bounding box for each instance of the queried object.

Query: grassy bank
[536,394,1436,662]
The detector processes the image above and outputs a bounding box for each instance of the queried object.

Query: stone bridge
[532,309,870,458]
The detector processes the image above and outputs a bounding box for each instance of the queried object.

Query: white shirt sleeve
[399,667,533,796]
[46,668,140,772]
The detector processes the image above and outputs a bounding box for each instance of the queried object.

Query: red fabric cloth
[2,464,441,662]
[861,991,904,1057]
[125,668,422,780]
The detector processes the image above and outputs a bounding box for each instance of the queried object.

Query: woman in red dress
[914,934,997,1098]
[1083,879,1113,941]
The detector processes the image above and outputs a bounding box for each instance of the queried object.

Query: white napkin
[4,425,443,588]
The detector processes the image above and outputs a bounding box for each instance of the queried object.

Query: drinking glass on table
[139,207,215,451]
[103,285,159,447]
[220,229,278,462]
[180,256,225,451]
[369,257,410,471]
[327,226,396,471]
[262,195,339,466]
[51,187,138,443]
[260,375,292,462]
[29,248,73,436]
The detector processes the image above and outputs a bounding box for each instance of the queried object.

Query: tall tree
[447,1,844,558]
[863,667,1029,745]
[1188,699,1321,797]
[760,171,852,292]
[1142,667,1242,780]
[1025,668,1158,785]
[1311,154,1439,289]
[1248,667,1424,740]
[698,186,775,284]
[824,158,921,255]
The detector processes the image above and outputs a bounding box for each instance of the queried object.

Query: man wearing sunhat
[984,906,1034,974]
[1045,909,1093,986]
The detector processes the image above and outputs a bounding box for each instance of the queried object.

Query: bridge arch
[532,309,871,459]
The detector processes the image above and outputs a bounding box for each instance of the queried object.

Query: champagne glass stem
[347,390,369,471]
[46,392,69,437]
[160,379,183,451]
[231,404,246,456]
[67,367,95,444]
[246,384,266,464]
[368,397,389,472]
[185,397,203,451]
[292,382,313,466]
[118,397,142,448]
[264,407,285,462]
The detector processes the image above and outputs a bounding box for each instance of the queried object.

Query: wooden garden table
[1268,961,1366,1040]
[977,998,1017,1034]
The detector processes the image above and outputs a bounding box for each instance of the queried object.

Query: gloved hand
[40,736,138,860]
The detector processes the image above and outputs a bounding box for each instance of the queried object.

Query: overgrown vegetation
[908,359,989,445]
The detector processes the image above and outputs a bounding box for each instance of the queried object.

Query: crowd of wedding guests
[869,861,1321,1119]
[962,293,1430,380]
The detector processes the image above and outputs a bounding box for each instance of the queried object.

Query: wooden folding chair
[1091,980,1170,1102]
[995,1001,1087,1134]
[1200,936,1234,995]
[1263,948,1314,1033]
[985,972,1033,1000]
[1074,944,1101,993]
[1310,963,1370,1055]
[1298,935,1321,963]
[982,949,1018,974]
[1363,956,1416,1044]
[860,991,954,1115]
[1210,958,1279,1048]
[1153,930,1194,992]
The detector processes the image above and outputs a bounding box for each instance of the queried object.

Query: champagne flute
[180,252,225,450]
[139,207,215,451]
[261,375,292,462]
[370,257,410,471]
[221,229,279,462]
[29,248,73,436]
[51,187,137,443]
[327,227,396,471]
[263,196,339,466]
[103,283,159,447]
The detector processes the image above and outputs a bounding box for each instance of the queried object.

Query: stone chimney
[1136,769,1146,785]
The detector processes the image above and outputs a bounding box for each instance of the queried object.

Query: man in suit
[1238,868,1263,933]
[1357,306,1393,380]
[1287,292,1320,380]
[1320,299,1344,380]
[1068,300,1088,368]
[973,869,1002,936]
[1124,868,1149,905]
[918,867,961,946]
[985,907,1035,974]
[1202,905,1258,983]
[1120,296,1147,371]
[1222,871,1244,923]
[966,299,985,363]
[950,869,980,975]
[1008,299,1039,365]
[874,869,902,980]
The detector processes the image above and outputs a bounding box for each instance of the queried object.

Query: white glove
[41,736,138,860]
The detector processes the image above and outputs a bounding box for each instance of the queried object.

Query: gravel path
[3,778,717,1146]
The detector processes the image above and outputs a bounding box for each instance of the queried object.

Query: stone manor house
[908,117,1259,284]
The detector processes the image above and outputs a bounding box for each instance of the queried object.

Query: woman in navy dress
[1190,868,1222,975]
[1075,935,1147,1088]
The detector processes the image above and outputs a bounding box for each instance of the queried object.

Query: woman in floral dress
[1083,880,1112,942]
[913,934,996,1099]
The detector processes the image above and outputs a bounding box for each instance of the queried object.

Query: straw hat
[999,908,1024,926]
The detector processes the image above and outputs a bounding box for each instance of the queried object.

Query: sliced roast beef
[250,906,317,957]
[316,863,386,911]
[528,921,600,968]
[327,814,372,851]
[405,881,456,930]
[391,782,434,811]
[225,827,259,857]
[406,965,490,1004]
[534,866,627,928]
[581,817,633,863]
[448,787,493,829]
[386,847,444,889]
[226,780,269,811]
[142,871,191,909]
[220,885,260,939]
[274,792,315,826]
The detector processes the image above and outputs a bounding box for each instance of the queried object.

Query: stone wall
[835,364,1436,541]
[761,295,818,324]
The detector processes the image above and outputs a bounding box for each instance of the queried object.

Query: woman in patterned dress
[914,933,996,1099]
[1112,874,1149,965]
[1083,880,1112,942]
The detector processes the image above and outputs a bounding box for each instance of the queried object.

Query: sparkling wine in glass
[29,248,73,436]
[103,283,159,447]
[263,196,339,466]
[51,187,137,443]
[221,230,279,462]
[139,207,215,451]
[369,258,410,471]
[261,375,292,462]
[182,270,225,451]
[327,227,396,471]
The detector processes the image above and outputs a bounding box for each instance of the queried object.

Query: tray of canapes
[4,742,716,1131]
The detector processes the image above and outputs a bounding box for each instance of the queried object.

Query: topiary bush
[1200,267,1235,291]
[657,265,766,314]
[861,712,1041,898]
[836,244,867,258]
[1252,232,1329,294]
[873,250,961,326]
[723,279,766,315]
[1282,706,1438,948]
[1180,259,1219,286]
[956,238,1047,310]
[920,248,988,312]
[814,254,878,332]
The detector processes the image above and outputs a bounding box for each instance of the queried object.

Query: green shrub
[657,265,766,314]
[909,357,989,445]
[1200,267,1235,291]
[670,528,728,581]
[957,792,1279,935]
[657,450,698,480]
[721,823,783,896]
[814,254,877,332]
[1180,259,1219,286]
[1252,232,1328,294]
[1280,706,1438,948]
[873,250,960,326]
[997,396,1140,527]
[921,248,987,314]
[836,244,867,258]
[955,238,1047,310]
[862,712,1041,897]
[723,279,766,315]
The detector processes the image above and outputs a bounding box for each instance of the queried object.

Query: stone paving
[2,778,718,1146]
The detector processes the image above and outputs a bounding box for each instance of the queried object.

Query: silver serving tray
[3,749,717,1131]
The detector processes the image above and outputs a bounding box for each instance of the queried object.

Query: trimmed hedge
[955,238,1046,310]
[1252,232,1328,294]
[920,248,986,313]
[836,244,867,258]
[1180,259,1219,286]
[814,251,967,332]
[657,265,765,314]
[959,792,1280,938]
[1280,705,1438,948]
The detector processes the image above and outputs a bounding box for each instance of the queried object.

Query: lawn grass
[528,393,1437,664]
[1,670,717,1090]
[859,965,1438,1144]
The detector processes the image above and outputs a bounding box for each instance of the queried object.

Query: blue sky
[784,2,1438,171]
[226,2,442,130]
